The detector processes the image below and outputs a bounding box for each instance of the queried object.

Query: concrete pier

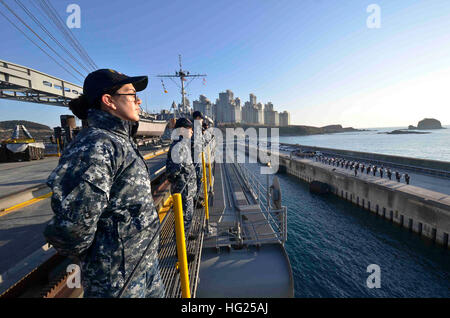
[241,142,449,249]
[286,143,450,178]
[278,155,450,248]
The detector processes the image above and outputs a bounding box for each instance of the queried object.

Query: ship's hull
[136,119,168,138]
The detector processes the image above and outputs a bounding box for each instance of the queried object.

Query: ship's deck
[196,162,294,298]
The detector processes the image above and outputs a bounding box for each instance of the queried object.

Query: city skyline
[1,1,450,129]
[193,90,290,126]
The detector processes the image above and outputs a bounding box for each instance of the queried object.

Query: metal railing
[232,161,287,246]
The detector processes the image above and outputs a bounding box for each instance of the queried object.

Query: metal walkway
[204,159,287,250]
[158,201,206,298]
[155,157,288,297]
[196,159,293,298]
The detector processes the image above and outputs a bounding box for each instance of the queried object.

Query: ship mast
[157,55,207,118]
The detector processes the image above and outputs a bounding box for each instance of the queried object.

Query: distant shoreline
[218,123,368,136]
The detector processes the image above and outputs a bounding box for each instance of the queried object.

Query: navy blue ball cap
[83,69,148,103]
[174,117,193,129]
[192,111,204,119]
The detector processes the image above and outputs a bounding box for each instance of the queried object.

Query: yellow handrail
[171,146,214,298]
[56,138,61,157]
[172,193,191,298]
[207,146,213,188]
[158,195,173,223]
[201,152,209,222]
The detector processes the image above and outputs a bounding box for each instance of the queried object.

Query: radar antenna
[157,55,207,118]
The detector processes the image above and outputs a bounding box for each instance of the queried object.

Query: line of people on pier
[315,155,411,184]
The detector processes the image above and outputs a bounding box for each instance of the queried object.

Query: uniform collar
[87,108,132,138]
[171,133,183,141]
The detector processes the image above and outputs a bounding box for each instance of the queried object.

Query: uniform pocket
[80,162,113,196]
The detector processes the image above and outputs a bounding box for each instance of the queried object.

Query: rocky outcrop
[385,130,430,135]
[320,125,360,134]
[410,118,443,130]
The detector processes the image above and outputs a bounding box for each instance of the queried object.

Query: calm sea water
[244,162,450,298]
[277,125,450,162]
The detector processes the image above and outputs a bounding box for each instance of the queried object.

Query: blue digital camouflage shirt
[44,108,164,298]
[166,134,197,233]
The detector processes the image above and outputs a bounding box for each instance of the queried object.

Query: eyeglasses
[113,93,140,102]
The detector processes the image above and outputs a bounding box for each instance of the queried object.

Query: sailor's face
[112,84,142,122]
[184,127,193,139]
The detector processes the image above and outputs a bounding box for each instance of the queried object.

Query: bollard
[201,152,210,232]
[172,193,191,298]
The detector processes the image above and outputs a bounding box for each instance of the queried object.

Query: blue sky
[1,0,450,129]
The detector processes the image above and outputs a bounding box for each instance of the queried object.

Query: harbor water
[277,125,450,162]
[244,162,450,298]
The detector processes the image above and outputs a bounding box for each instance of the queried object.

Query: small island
[382,118,445,135]
[408,118,444,130]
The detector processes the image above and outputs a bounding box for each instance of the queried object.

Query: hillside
[217,123,362,136]
[0,120,53,141]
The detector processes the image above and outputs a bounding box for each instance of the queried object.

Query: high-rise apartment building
[264,102,279,126]
[193,91,289,126]
[215,90,241,123]
[193,94,214,120]
[242,94,264,125]
[279,111,290,126]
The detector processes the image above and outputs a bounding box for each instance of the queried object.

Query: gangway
[0,59,82,106]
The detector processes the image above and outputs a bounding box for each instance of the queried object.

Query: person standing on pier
[373,165,377,176]
[379,167,384,178]
[166,118,197,235]
[395,171,401,182]
[387,169,392,180]
[44,69,165,298]
[405,173,410,184]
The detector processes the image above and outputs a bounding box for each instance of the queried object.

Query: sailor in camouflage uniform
[166,118,196,234]
[44,69,164,298]
[202,121,215,181]
[191,111,205,206]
